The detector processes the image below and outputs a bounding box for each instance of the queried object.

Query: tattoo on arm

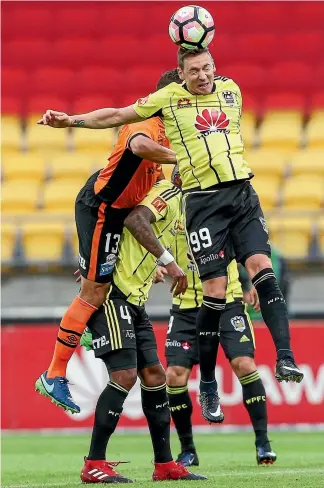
[124,206,164,259]
[71,119,85,127]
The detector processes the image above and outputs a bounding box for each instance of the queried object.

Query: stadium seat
[220,64,266,98]
[2,68,28,99]
[42,180,85,214]
[236,34,279,64]
[318,217,324,256]
[2,181,40,215]
[282,175,323,210]
[241,111,257,149]
[76,67,124,98]
[20,222,66,263]
[281,32,324,62]
[1,223,17,262]
[289,150,324,178]
[2,154,47,183]
[55,8,103,38]
[2,39,53,70]
[258,110,303,150]
[72,127,116,154]
[2,97,22,115]
[1,7,54,40]
[55,38,98,70]
[1,116,22,153]
[244,3,289,33]
[25,116,70,153]
[246,150,287,179]
[25,96,71,117]
[29,68,76,98]
[267,62,313,92]
[127,67,166,96]
[306,111,324,148]
[97,36,143,68]
[71,96,114,114]
[292,3,324,30]
[50,153,95,181]
[312,92,324,110]
[71,225,79,258]
[263,93,305,111]
[249,177,279,211]
[268,216,313,258]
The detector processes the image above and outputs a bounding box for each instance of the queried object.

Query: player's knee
[166,366,190,387]
[79,279,110,308]
[202,276,227,299]
[231,356,256,377]
[245,254,273,279]
[140,364,166,388]
[110,368,137,391]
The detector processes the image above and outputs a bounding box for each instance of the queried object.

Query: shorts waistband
[182,176,253,195]
[171,304,200,313]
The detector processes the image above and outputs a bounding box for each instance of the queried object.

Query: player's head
[177,48,215,95]
[156,69,181,90]
[171,165,182,189]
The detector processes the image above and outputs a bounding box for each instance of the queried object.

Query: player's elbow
[129,135,151,157]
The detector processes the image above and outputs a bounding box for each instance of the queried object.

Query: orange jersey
[93,118,168,208]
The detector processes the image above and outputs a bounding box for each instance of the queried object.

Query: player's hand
[37,110,71,128]
[74,269,81,283]
[153,266,168,284]
[243,287,260,312]
[166,261,188,296]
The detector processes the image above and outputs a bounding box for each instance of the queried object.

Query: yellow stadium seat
[268,216,313,258]
[2,181,40,215]
[290,150,324,177]
[72,127,116,153]
[246,150,287,179]
[42,180,84,214]
[1,115,22,152]
[241,111,257,149]
[71,226,79,258]
[2,154,47,183]
[26,116,69,153]
[21,222,65,262]
[250,177,279,211]
[259,111,303,150]
[1,223,17,262]
[306,111,324,148]
[50,153,95,181]
[282,175,323,210]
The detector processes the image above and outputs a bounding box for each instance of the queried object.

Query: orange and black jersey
[84,117,168,208]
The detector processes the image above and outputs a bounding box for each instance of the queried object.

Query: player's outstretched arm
[37,106,143,129]
[129,135,176,165]
[124,206,187,296]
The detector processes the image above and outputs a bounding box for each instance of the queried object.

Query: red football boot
[153,460,207,481]
[81,457,133,483]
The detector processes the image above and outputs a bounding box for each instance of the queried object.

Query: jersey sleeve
[137,185,169,222]
[125,119,159,148]
[132,87,169,119]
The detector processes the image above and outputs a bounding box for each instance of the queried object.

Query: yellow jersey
[113,179,181,306]
[133,77,252,191]
[172,222,243,310]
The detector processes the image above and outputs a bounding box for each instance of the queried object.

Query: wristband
[158,249,174,266]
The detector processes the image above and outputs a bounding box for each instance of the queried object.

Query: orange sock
[47,296,98,378]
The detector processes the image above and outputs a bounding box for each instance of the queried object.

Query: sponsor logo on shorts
[170,404,188,412]
[231,316,246,332]
[245,396,266,404]
[199,250,224,265]
[152,196,167,213]
[195,109,230,139]
[177,98,192,108]
[108,410,120,417]
[156,402,169,409]
[259,217,269,234]
[182,341,191,350]
[166,339,181,347]
[124,329,136,340]
[93,336,110,349]
[199,331,219,337]
[240,335,250,343]
[78,254,86,270]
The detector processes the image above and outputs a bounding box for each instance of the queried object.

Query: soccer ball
[169,5,215,50]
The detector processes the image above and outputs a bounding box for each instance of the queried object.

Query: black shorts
[87,285,159,372]
[183,181,271,281]
[75,178,130,284]
[165,301,255,369]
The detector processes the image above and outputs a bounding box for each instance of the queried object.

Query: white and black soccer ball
[169,5,215,50]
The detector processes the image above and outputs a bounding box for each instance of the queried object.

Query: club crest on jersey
[222,91,235,106]
[177,98,192,108]
[231,316,246,332]
[195,109,230,139]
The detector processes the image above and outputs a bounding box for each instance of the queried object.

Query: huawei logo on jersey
[195,109,230,139]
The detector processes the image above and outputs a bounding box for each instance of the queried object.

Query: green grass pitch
[2,432,324,488]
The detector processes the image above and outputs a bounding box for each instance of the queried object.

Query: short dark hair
[177,47,212,69]
[156,69,181,90]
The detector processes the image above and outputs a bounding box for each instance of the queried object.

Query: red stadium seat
[76,67,123,97]
[2,39,54,70]
[54,8,103,39]
[2,68,28,98]
[263,93,306,112]
[55,38,98,70]
[236,34,280,64]
[101,6,145,36]
[267,62,314,92]
[72,96,114,114]
[291,3,324,30]
[241,94,259,114]
[243,3,290,33]
[315,64,324,90]
[25,96,71,117]
[29,68,76,98]
[312,92,324,110]
[1,6,53,40]
[1,97,22,115]
[281,32,324,63]
[220,64,267,98]
[96,36,142,68]
[144,35,178,68]
[127,67,167,96]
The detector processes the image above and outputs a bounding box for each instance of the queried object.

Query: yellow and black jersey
[113,179,181,306]
[133,76,252,192]
[172,221,243,309]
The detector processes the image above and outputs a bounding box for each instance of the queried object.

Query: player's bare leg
[231,356,276,465]
[35,278,109,413]
[197,276,227,423]
[245,254,303,383]
[166,366,199,467]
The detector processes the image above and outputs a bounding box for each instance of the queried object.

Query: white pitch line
[3,468,324,487]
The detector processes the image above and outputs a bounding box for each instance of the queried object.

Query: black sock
[88,381,128,460]
[141,383,172,463]
[197,296,226,382]
[240,371,269,449]
[252,268,292,360]
[167,385,195,452]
